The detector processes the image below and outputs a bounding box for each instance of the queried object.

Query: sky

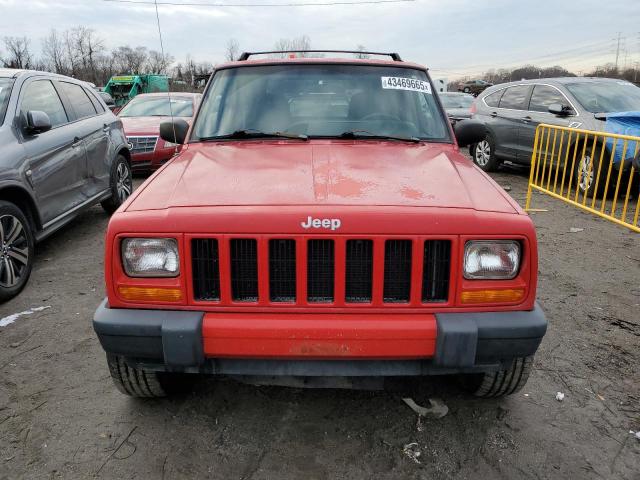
[1,0,639,79]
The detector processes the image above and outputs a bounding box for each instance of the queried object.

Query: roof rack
[237,50,402,61]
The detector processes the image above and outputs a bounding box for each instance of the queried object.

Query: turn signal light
[118,286,183,302]
[460,288,525,304]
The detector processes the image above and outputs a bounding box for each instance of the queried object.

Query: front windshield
[119,96,193,117]
[440,94,473,109]
[0,78,14,124]
[565,81,640,113]
[193,64,449,141]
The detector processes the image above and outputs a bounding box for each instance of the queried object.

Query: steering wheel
[361,112,401,122]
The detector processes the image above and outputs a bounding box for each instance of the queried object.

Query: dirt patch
[1,167,639,479]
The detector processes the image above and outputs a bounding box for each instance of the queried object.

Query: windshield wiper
[200,129,308,141]
[338,130,421,143]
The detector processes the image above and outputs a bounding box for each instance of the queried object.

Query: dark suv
[0,69,133,301]
[458,79,493,96]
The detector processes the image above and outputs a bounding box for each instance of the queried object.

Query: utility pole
[614,32,622,70]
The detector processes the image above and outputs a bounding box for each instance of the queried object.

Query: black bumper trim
[93,299,204,369]
[434,302,547,368]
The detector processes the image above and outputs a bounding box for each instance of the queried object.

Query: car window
[59,81,97,120]
[528,85,568,113]
[194,64,449,141]
[86,89,106,113]
[440,94,473,109]
[20,80,68,127]
[499,85,530,110]
[119,96,194,117]
[0,78,15,124]
[565,81,640,113]
[483,90,504,108]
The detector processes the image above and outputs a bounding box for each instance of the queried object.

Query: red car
[118,92,201,172]
[93,51,547,398]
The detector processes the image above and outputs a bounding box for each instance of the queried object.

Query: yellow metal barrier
[525,123,640,233]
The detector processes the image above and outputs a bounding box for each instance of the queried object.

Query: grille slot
[230,239,258,302]
[191,238,220,301]
[269,239,296,302]
[127,136,157,154]
[345,239,373,303]
[307,240,334,303]
[383,240,412,303]
[422,240,451,303]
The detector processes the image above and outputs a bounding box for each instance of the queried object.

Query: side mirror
[454,119,485,148]
[548,103,573,116]
[160,118,189,145]
[25,110,52,134]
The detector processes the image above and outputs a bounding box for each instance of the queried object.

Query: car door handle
[71,137,82,148]
[490,111,498,118]
[102,124,110,133]
[522,116,532,123]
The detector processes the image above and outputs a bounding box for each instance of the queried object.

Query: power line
[102,0,415,7]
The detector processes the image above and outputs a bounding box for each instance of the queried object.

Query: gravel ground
[1,165,639,480]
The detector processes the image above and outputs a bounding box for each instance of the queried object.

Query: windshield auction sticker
[381,77,432,94]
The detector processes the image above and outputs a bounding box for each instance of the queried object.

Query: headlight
[122,238,179,277]
[463,241,520,280]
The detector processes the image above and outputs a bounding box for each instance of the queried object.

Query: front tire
[106,354,195,398]
[101,154,133,214]
[462,356,533,398]
[0,201,34,303]
[574,143,608,198]
[472,133,500,172]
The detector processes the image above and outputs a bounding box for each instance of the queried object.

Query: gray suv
[471,77,640,187]
[0,69,133,301]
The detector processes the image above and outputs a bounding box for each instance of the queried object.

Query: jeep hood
[126,142,519,214]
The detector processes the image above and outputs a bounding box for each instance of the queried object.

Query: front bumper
[93,300,547,375]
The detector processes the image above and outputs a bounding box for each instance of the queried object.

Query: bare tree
[354,45,369,59]
[72,27,105,84]
[2,36,33,69]
[272,35,311,57]
[113,46,148,74]
[146,50,174,74]
[42,29,68,74]
[224,39,240,62]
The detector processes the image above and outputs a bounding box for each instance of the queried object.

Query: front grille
[345,239,373,303]
[127,136,158,154]
[307,240,334,303]
[422,240,451,303]
[383,240,412,303]
[190,237,451,306]
[191,239,220,301]
[230,239,258,302]
[269,239,296,302]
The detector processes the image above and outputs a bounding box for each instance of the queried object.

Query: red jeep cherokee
[93,51,547,398]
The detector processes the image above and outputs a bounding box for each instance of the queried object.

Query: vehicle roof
[214,56,426,71]
[132,92,201,98]
[0,68,90,83]
[489,76,630,87]
[440,91,473,96]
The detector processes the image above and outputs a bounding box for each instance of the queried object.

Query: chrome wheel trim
[578,155,594,192]
[475,140,491,167]
[116,161,132,203]
[0,214,29,288]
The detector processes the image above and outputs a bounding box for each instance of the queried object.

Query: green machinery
[103,74,169,106]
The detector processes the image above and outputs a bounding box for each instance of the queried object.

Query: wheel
[101,154,133,214]
[463,87,470,93]
[472,133,500,172]
[462,356,533,398]
[0,201,34,303]
[106,354,195,398]
[573,143,608,198]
